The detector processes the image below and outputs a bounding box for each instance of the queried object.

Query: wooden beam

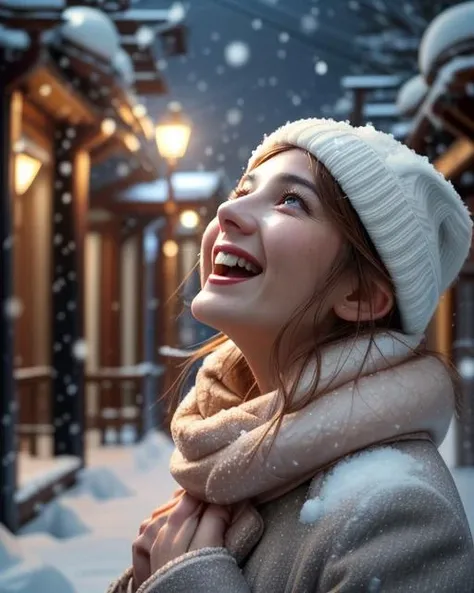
[51,125,87,461]
[0,82,21,532]
[434,137,474,179]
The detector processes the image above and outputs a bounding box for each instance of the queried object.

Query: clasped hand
[132,489,231,590]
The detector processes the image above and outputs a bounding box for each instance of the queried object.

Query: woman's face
[191,149,346,344]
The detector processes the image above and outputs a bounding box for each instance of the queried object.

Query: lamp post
[155,102,191,349]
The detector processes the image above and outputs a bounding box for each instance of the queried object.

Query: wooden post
[99,220,121,441]
[51,125,87,460]
[453,277,474,466]
[0,79,20,532]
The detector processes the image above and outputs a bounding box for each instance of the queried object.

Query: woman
[108,118,474,593]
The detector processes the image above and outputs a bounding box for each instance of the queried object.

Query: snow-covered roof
[61,6,120,62]
[0,25,29,50]
[419,2,474,80]
[363,103,399,118]
[0,0,64,9]
[113,49,135,87]
[116,171,228,203]
[396,74,428,118]
[341,75,402,90]
[391,121,413,139]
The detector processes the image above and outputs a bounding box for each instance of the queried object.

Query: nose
[216,198,258,235]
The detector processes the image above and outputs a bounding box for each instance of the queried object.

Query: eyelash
[228,187,310,212]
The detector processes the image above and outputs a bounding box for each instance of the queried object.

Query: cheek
[200,218,219,286]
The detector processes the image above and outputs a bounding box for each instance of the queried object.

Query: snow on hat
[246,118,473,336]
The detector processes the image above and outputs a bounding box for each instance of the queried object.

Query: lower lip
[208,273,257,285]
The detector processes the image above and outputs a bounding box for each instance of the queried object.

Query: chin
[191,290,253,337]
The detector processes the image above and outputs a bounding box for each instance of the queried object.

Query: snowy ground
[1,432,177,593]
[1,432,473,593]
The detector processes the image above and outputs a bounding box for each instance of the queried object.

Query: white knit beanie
[246,118,473,336]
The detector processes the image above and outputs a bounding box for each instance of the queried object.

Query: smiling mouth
[213,263,262,279]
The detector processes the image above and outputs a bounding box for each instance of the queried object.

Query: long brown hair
[162,144,461,455]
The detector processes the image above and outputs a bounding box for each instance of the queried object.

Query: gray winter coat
[107,439,474,593]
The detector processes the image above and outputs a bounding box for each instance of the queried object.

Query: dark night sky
[130,0,363,185]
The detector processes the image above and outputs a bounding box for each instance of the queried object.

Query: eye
[279,192,309,211]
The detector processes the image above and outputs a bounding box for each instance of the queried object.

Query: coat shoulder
[301,439,474,593]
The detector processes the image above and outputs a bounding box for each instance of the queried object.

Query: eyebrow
[242,172,319,197]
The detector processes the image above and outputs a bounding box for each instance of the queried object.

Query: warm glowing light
[179,209,200,229]
[133,104,147,118]
[124,134,140,152]
[15,153,42,195]
[39,84,52,97]
[155,105,191,162]
[162,239,179,257]
[101,118,116,136]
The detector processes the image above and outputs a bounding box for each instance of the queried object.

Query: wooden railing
[85,363,165,444]
[14,366,79,527]
[12,363,164,529]
[15,366,54,456]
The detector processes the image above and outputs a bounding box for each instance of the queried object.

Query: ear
[333,280,394,323]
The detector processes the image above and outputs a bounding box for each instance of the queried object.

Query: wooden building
[340,3,474,469]
[401,2,474,469]
[0,1,188,532]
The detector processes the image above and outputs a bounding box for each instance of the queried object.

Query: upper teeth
[215,251,260,274]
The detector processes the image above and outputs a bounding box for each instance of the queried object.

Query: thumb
[188,504,231,551]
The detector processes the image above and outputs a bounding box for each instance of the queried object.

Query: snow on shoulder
[300,447,425,525]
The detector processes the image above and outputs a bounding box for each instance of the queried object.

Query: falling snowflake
[279,32,290,43]
[301,14,318,34]
[251,19,262,30]
[315,60,328,75]
[204,146,213,156]
[226,108,243,126]
[136,26,155,48]
[59,162,72,176]
[72,339,88,360]
[117,163,130,177]
[277,49,286,59]
[67,383,77,395]
[197,80,208,92]
[4,297,23,319]
[62,192,72,204]
[224,41,250,68]
[291,94,302,106]
[459,358,474,379]
[156,58,167,70]
[169,2,186,23]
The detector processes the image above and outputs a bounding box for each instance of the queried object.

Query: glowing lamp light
[124,134,140,152]
[15,153,42,195]
[179,209,200,229]
[162,239,179,257]
[101,118,117,136]
[155,104,191,163]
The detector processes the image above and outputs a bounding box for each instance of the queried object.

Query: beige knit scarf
[170,332,454,563]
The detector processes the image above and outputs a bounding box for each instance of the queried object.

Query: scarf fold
[170,332,454,563]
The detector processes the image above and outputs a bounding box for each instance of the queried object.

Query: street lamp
[155,102,191,349]
[155,101,191,251]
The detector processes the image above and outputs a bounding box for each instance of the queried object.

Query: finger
[132,539,151,589]
[166,493,202,529]
[188,505,231,551]
[150,503,203,572]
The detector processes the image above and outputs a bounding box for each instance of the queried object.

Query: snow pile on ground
[0,430,176,593]
[0,524,75,593]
